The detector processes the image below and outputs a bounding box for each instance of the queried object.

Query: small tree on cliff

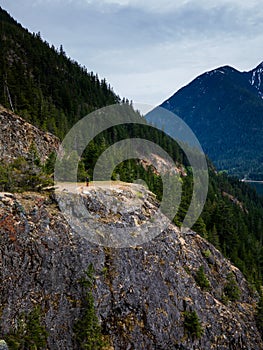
[73,264,106,350]
[183,310,203,339]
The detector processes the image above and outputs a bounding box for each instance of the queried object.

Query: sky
[1,0,263,106]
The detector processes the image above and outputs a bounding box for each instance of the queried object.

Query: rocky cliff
[0,105,60,163]
[0,185,262,349]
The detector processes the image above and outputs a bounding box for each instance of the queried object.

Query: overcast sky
[1,0,263,105]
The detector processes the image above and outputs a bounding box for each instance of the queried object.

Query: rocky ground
[0,105,59,163]
[0,185,262,349]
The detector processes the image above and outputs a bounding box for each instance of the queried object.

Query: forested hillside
[0,7,120,139]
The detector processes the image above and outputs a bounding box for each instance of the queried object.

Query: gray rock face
[0,187,262,349]
[0,105,60,163]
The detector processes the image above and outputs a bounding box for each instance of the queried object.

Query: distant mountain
[161,62,263,178]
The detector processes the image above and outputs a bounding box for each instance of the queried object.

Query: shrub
[202,249,211,259]
[0,157,53,193]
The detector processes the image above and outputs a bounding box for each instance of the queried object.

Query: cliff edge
[0,186,262,349]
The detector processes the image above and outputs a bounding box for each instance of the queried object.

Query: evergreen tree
[195,265,211,291]
[183,310,203,339]
[223,272,241,302]
[5,307,48,350]
[74,264,106,350]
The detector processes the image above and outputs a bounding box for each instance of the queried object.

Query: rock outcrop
[0,105,60,163]
[0,186,262,349]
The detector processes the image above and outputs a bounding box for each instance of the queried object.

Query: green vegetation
[197,172,263,289]
[101,266,108,278]
[4,307,48,350]
[0,144,54,192]
[73,264,106,350]
[195,266,211,291]
[183,310,203,339]
[223,272,241,302]
[202,249,211,259]
[0,157,51,192]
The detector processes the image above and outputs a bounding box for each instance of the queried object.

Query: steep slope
[0,7,120,139]
[0,105,59,163]
[161,63,263,178]
[0,188,262,349]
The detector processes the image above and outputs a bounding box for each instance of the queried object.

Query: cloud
[5,0,262,48]
[96,32,263,105]
[83,0,262,13]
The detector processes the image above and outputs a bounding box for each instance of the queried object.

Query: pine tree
[183,310,203,339]
[74,264,106,350]
[223,272,241,302]
[195,265,211,291]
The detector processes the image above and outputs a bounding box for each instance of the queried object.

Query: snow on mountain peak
[250,62,263,97]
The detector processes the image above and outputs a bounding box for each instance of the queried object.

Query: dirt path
[55,181,134,193]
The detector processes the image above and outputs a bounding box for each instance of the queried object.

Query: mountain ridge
[161,61,263,178]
